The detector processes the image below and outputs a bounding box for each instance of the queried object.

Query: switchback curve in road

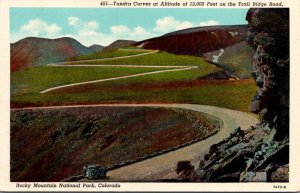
[41,49,198,94]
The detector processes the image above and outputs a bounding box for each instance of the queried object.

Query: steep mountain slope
[11,37,94,71]
[136,25,247,56]
[102,40,137,52]
[203,41,255,78]
[136,25,254,78]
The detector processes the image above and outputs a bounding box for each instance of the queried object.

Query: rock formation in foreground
[165,8,289,182]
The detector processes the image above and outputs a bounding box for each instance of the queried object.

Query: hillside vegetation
[11,66,170,96]
[67,48,152,61]
[77,51,215,66]
[11,48,256,112]
[203,41,255,78]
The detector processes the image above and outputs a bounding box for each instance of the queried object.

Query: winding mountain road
[11,104,258,181]
[41,49,198,94]
[13,49,259,181]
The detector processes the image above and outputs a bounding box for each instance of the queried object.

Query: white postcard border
[1,0,299,191]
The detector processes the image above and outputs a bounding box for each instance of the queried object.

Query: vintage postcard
[0,0,299,191]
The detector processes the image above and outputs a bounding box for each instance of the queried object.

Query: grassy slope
[67,49,151,61]
[11,49,256,112]
[202,41,254,79]
[72,51,212,67]
[90,79,255,112]
[218,41,255,79]
[11,66,171,95]
[12,79,255,112]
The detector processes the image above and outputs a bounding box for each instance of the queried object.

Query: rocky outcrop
[196,126,289,182]
[169,8,289,182]
[247,8,289,140]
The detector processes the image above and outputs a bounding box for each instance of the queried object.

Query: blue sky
[10,8,248,46]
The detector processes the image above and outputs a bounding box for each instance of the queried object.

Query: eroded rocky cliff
[247,8,289,140]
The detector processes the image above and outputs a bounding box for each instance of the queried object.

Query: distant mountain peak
[11,37,101,71]
[89,44,104,52]
[102,40,137,52]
